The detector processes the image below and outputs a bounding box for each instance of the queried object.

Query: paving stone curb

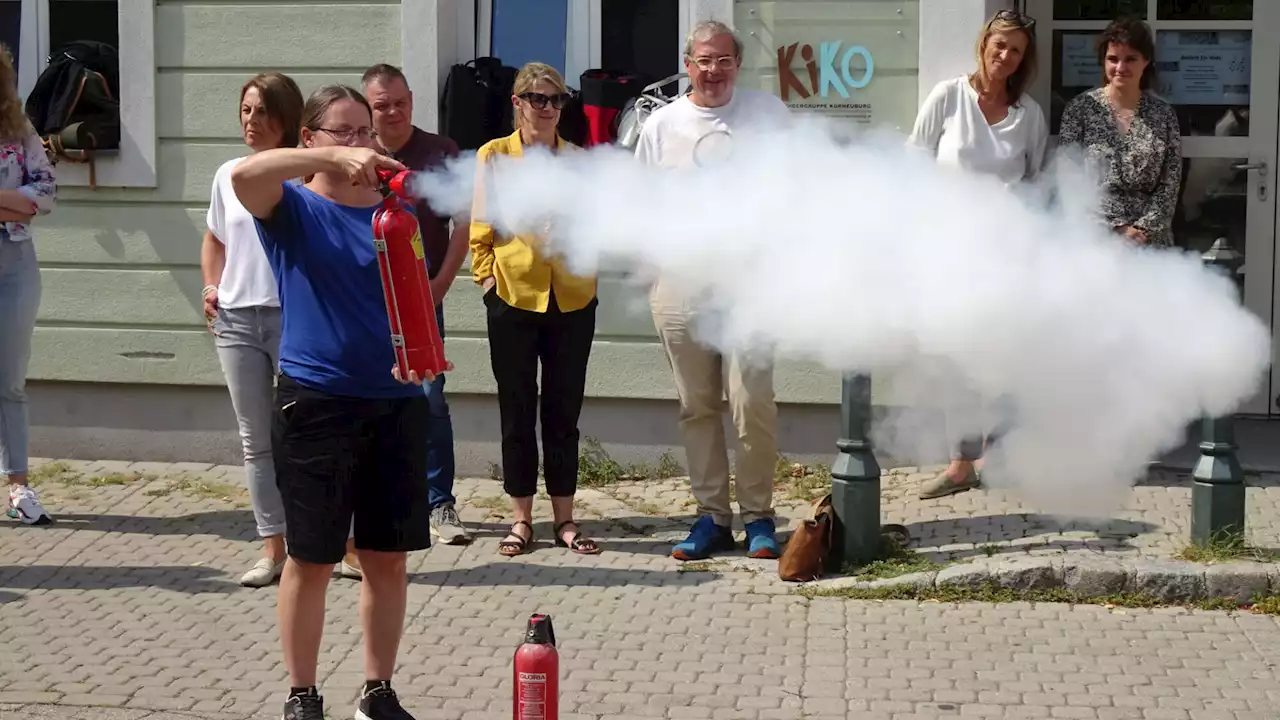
[822,556,1280,602]
[704,555,1280,603]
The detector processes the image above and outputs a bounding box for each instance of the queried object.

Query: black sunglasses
[519,91,572,110]
[990,9,1036,31]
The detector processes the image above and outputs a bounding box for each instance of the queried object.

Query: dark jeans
[485,289,597,498]
[425,303,457,510]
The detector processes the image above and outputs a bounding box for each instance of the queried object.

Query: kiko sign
[776,41,876,101]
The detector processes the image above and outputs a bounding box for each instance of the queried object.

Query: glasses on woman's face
[989,9,1035,31]
[519,92,572,111]
[313,126,377,144]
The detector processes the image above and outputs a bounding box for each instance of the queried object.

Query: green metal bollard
[828,372,909,572]
[1190,237,1246,546]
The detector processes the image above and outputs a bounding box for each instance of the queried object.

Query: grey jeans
[213,305,285,537]
[0,240,41,477]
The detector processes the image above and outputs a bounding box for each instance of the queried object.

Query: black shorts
[272,372,432,564]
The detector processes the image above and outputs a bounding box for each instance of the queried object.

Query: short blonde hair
[513,62,567,97]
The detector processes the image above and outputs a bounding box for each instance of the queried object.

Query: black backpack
[557,87,588,147]
[439,57,518,151]
[24,40,121,182]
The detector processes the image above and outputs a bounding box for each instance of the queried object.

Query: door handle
[1232,160,1268,201]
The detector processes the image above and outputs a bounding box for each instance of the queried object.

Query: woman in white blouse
[202,72,304,587]
[906,9,1047,500]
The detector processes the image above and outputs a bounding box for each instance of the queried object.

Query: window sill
[52,145,155,188]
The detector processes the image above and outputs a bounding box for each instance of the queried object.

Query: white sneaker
[239,557,285,587]
[339,560,363,580]
[7,485,52,525]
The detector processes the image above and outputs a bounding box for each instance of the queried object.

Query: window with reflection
[491,0,569,77]
[1157,1,1252,21]
[1053,0,1147,21]
[1049,30,1102,134]
[1175,157,1249,256]
[1155,30,1250,136]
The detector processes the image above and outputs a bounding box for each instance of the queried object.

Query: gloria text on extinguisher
[513,613,559,720]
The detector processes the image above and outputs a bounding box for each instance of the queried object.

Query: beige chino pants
[650,280,778,528]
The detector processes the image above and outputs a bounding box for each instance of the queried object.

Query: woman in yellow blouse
[470,62,600,557]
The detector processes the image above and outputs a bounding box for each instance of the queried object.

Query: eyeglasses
[689,55,738,72]
[313,126,376,143]
[989,9,1036,31]
[519,92,572,110]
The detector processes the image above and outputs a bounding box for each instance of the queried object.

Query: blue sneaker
[671,515,734,561]
[743,517,780,559]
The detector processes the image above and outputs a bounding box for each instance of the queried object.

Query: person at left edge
[362,62,473,546]
[232,83,450,720]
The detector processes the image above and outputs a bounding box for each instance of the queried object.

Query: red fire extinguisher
[372,169,449,380]
[513,613,558,720]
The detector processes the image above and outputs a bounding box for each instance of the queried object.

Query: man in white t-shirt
[635,20,790,562]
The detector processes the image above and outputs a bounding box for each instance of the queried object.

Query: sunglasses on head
[990,8,1036,30]
[519,91,572,110]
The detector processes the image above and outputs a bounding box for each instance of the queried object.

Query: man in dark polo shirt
[363,63,473,545]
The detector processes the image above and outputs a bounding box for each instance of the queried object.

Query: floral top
[0,132,57,243]
[1057,88,1182,247]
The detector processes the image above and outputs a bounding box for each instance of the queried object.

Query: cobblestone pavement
[2,458,1279,719]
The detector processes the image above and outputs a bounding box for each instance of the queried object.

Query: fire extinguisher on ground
[513,613,558,720]
[372,169,449,380]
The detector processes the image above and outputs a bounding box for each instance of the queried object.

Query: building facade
[8,0,1277,470]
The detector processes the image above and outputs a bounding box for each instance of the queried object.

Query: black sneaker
[282,688,324,720]
[356,682,416,720]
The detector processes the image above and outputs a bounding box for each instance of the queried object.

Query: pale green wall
[28,0,844,405]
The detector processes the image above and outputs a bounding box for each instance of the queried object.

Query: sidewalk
[2,457,1279,719]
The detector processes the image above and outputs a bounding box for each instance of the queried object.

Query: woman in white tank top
[906,9,1048,500]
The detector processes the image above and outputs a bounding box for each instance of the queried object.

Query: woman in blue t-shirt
[230,84,443,720]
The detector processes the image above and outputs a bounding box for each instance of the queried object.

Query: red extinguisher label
[517,672,547,719]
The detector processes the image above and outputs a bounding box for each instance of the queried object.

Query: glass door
[1025,0,1280,416]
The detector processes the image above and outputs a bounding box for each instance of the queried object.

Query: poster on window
[1154,30,1251,106]
[1060,33,1101,87]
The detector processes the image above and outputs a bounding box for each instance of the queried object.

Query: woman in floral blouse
[1058,17,1182,248]
[0,44,57,525]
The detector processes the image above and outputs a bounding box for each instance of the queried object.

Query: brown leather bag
[778,494,834,582]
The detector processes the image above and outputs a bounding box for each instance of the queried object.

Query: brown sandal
[554,521,601,555]
[498,521,533,557]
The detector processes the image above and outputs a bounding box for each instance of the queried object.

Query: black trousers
[272,373,433,565]
[485,289,597,498]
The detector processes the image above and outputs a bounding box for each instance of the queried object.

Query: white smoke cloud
[408,115,1271,519]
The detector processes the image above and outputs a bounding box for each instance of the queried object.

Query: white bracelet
[202,284,217,298]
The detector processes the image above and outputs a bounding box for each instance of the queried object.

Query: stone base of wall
[26,380,1280,475]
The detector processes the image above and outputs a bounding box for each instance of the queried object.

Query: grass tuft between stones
[1175,532,1279,564]
[798,580,1280,614]
[576,437,683,488]
[842,535,946,581]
